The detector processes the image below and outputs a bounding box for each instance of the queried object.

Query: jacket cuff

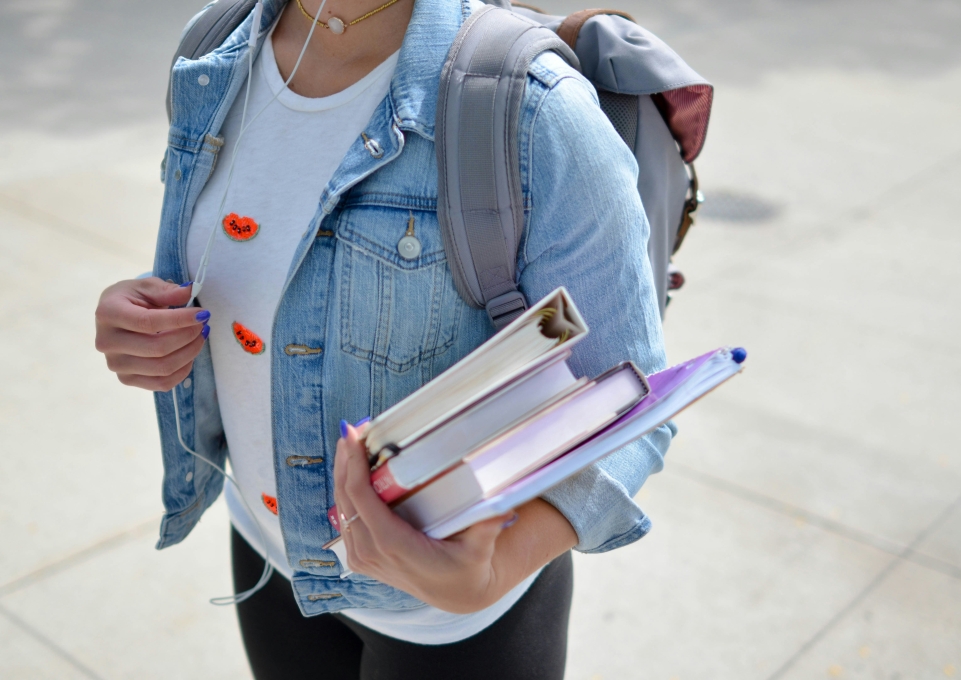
[540,429,670,553]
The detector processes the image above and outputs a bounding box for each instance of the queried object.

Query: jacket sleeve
[517,59,676,553]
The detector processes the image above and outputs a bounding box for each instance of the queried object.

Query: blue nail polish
[501,513,519,529]
[340,419,349,439]
[179,281,194,287]
[731,347,747,364]
[201,324,210,339]
[195,310,210,322]
[354,416,371,427]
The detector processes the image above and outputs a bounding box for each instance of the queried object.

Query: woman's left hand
[333,422,524,614]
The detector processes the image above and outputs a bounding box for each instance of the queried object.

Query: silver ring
[341,512,360,532]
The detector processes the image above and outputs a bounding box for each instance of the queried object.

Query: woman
[94,0,673,677]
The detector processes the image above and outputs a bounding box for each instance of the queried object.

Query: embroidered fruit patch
[262,493,278,515]
[232,322,265,354]
[223,213,260,241]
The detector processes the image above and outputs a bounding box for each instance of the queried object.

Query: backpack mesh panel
[596,89,638,151]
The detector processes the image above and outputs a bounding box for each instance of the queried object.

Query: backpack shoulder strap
[166,0,257,121]
[436,5,578,331]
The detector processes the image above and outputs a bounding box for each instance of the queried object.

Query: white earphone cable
[175,0,331,605]
[189,0,329,307]
[171,389,275,605]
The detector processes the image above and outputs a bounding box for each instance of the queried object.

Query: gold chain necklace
[296,0,404,35]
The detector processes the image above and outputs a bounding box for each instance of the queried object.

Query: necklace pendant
[327,16,345,34]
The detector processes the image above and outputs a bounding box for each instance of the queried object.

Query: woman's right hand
[95,278,210,392]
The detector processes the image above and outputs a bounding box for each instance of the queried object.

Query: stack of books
[325,287,745,558]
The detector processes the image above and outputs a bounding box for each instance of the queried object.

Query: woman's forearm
[488,498,578,603]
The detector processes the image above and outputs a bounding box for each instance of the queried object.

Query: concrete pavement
[1,0,959,678]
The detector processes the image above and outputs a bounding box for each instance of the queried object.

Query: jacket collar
[389,0,472,140]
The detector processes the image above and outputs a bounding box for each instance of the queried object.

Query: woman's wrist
[407,500,576,614]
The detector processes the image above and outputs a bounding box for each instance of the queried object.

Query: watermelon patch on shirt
[223,213,260,241]
[262,493,278,515]
[233,322,265,354]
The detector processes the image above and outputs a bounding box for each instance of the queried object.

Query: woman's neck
[271,0,414,98]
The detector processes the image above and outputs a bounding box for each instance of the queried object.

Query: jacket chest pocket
[336,204,462,374]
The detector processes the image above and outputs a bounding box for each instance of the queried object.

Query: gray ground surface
[1,0,959,678]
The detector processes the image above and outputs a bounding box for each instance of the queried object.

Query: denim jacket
[153,0,674,615]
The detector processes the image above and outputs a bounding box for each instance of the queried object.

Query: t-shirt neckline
[260,29,399,113]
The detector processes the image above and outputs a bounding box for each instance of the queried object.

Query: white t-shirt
[186,32,537,645]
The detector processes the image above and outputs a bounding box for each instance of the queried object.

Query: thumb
[135,277,195,309]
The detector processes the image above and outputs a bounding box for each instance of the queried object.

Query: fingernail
[179,281,193,288]
[340,419,348,439]
[201,324,210,339]
[502,512,519,530]
[195,310,210,322]
[354,416,371,427]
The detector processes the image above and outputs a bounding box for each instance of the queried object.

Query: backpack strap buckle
[673,163,701,255]
[486,290,528,331]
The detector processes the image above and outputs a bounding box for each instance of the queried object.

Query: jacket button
[361,133,384,158]
[197,74,210,86]
[397,235,421,260]
[286,455,324,467]
[300,559,337,568]
[284,344,323,356]
[307,593,343,601]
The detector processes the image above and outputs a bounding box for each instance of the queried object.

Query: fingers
[98,298,209,335]
[116,361,194,392]
[332,418,368,497]
[98,322,205,359]
[133,277,195,308]
[107,331,206,377]
[334,427,376,571]
[335,423,422,573]
[95,278,208,336]
[332,428,356,525]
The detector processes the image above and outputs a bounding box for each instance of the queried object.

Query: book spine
[370,463,409,503]
[327,505,340,531]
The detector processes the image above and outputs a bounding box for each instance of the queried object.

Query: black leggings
[231,529,573,680]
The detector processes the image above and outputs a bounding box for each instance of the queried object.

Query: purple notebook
[599,348,721,431]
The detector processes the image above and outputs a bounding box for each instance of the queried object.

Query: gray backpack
[168,0,713,329]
